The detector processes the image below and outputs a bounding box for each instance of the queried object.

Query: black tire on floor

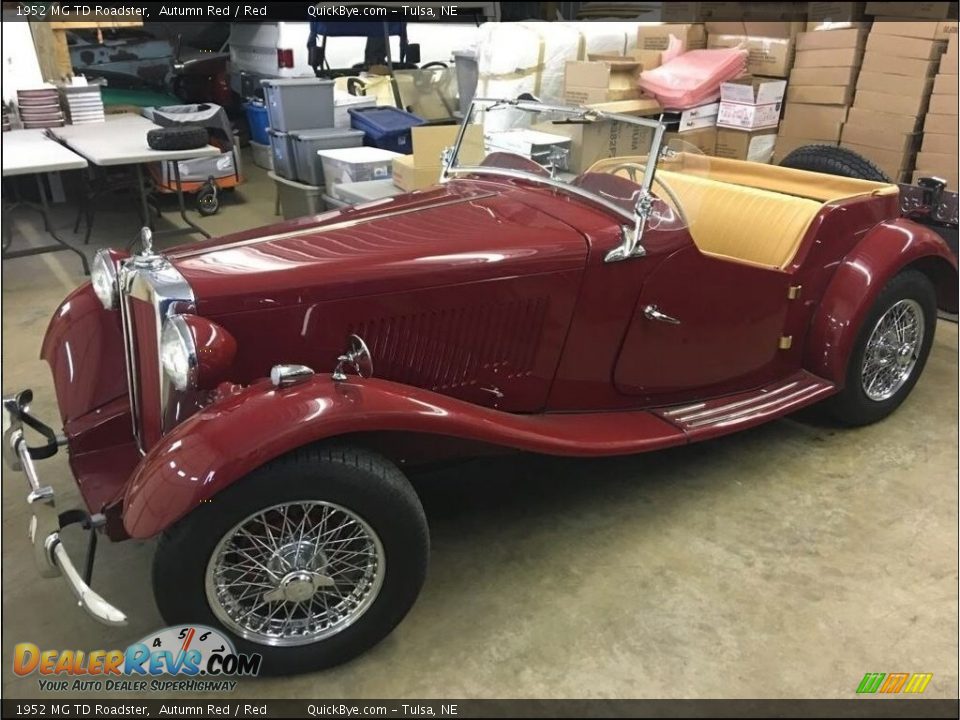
[146,127,210,151]
[197,186,219,216]
[152,444,429,676]
[779,144,890,182]
[826,270,937,427]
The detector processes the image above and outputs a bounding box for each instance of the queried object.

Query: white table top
[47,113,220,166]
[2,128,89,177]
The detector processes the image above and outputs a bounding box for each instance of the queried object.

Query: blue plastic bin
[348,106,425,154]
[244,101,270,146]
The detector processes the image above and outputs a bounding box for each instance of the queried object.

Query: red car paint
[38,174,956,541]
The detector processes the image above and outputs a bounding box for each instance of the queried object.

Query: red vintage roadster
[4,99,956,674]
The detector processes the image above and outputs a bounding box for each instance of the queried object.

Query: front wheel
[827,270,937,426]
[152,445,429,675]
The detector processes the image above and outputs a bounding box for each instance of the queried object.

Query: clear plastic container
[317,147,401,193]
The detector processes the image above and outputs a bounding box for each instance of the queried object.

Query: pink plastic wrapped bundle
[638,47,748,110]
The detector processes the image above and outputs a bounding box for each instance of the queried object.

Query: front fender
[121,376,683,538]
[804,218,957,385]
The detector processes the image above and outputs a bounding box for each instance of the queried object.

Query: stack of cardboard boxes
[706,21,802,80]
[914,33,958,190]
[839,22,950,181]
[775,27,867,162]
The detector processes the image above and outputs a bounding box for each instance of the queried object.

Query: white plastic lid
[317,147,402,161]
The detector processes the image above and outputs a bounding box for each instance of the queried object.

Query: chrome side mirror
[605,192,652,263]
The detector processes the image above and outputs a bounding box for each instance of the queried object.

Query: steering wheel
[602,161,689,226]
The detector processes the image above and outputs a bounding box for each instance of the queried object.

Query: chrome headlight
[91,249,119,309]
[160,315,197,391]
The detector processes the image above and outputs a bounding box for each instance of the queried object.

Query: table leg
[35,174,90,275]
[172,161,211,239]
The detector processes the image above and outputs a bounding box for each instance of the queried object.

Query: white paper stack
[61,81,105,125]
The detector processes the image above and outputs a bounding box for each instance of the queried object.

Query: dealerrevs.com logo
[14,625,261,692]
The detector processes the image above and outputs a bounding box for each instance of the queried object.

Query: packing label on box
[717,101,782,130]
[720,77,787,104]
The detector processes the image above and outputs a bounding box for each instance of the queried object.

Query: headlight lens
[91,249,119,309]
[160,316,196,391]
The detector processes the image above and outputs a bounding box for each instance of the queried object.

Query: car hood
[170,180,590,316]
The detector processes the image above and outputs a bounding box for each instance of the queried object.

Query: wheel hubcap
[205,501,385,647]
[861,298,925,402]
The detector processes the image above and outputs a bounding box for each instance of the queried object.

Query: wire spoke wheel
[205,501,386,647]
[860,298,925,402]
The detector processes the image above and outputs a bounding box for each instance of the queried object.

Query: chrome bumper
[2,391,127,626]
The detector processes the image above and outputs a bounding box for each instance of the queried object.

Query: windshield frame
[441,98,666,222]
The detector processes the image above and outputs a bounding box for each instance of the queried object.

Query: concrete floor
[2,153,957,700]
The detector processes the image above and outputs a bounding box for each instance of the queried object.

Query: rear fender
[804,218,957,385]
[121,376,684,538]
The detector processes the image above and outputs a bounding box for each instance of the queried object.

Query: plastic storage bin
[243,101,270,145]
[250,140,273,170]
[268,129,296,179]
[290,128,365,186]
[348,106,425,154]
[270,172,326,220]
[318,147,400,193]
[332,178,404,204]
[262,78,334,132]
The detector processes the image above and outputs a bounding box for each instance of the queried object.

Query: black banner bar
[3,1,958,23]
[2,699,959,719]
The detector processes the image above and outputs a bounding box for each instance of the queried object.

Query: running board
[654,371,837,440]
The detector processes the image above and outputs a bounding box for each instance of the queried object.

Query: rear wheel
[152,445,429,675]
[827,270,937,426]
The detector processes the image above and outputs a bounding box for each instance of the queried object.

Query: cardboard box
[921,132,959,154]
[788,85,855,104]
[706,21,805,38]
[940,52,958,75]
[715,127,778,161]
[664,102,721,132]
[717,100,782,130]
[564,60,644,104]
[706,34,795,77]
[585,98,662,116]
[775,134,834,162]
[841,123,919,152]
[663,126,717,155]
[778,115,844,141]
[869,19,958,40]
[933,73,959,95]
[861,53,937,77]
[846,106,922,132]
[410,125,483,167]
[795,28,867,51]
[531,118,655,173]
[924,113,957,134]
[865,33,946,60]
[637,24,706,52]
[916,150,959,176]
[854,89,929,116]
[789,65,859,86]
[928,93,959,115]
[392,155,441,191]
[628,49,663,70]
[865,2,952,19]
[720,76,787,104]
[807,1,867,26]
[792,46,864,68]
[841,141,912,178]
[784,102,849,124]
[856,71,934,99]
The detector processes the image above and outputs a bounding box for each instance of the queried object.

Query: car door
[614,245,795,403]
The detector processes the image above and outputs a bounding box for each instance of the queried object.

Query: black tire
[827,270,937,426]
[152,444,429,676]
[779,144,890,182]
[196,186,219,216]
[147,126,209,151]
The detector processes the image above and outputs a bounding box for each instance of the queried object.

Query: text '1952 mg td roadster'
[4,98,956,675]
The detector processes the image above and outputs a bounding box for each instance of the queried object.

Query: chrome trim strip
[667,382,800,424]
[170,194,491,259]
[685,385,827,429]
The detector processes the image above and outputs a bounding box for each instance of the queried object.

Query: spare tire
[147,127,209,152]
[779,144,890,182]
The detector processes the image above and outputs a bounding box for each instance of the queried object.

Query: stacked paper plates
[61,84,105,124]
[17,86,64,128]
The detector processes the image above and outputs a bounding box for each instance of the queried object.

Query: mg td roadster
[4,98,956,674]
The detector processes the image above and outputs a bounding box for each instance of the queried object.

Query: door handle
[643,305,680,325]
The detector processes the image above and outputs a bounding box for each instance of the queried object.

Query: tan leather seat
[654,169,823,270]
